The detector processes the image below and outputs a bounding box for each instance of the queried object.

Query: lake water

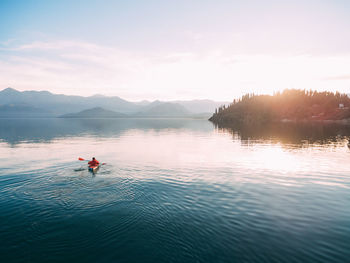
[1,118,350,263]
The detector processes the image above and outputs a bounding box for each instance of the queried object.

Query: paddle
[78,157,106,165]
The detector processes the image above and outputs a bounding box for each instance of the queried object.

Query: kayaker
[88,157,100,167]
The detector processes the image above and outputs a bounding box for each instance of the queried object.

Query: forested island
[209,89,350,125]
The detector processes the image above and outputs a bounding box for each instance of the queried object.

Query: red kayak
[78,158,103,173]
[88,165,99,173]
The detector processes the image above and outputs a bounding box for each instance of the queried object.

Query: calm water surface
[0,118,350,263]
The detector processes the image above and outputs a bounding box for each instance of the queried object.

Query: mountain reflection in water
[2,118,350,147]
[0,118,213,145]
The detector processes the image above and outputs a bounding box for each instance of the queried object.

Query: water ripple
[1,120,350,262]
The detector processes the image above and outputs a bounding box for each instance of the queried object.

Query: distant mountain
[174,99,230,114]
[60,107,127,118]
[0,103,53,118]
[0,88,138,115]
[137,99,229,114]
[137,100,163,111]
[133,100,151,106]
[0,88,228,117]
[61,103,207,119]
[134,102,190,117]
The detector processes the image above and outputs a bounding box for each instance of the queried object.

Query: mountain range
[60,107,127,118]
[0,88,229,118]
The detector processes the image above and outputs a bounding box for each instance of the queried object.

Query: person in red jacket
[88,157,100,167]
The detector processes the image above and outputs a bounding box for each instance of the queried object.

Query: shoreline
[210,118,350,126]
[280,118,350,125]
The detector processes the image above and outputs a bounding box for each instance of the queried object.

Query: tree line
[209,89,350,125]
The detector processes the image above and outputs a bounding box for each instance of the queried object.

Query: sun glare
[253,145,301,173]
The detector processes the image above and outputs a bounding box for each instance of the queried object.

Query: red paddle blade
[101,163,106,165]
[78,157,85,161]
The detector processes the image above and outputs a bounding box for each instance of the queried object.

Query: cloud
[323,75,350,81]
[13,40,101,51]
[0,40,145,96]
[0,40,350,100]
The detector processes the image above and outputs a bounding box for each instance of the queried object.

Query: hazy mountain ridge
[0,88,138,115]
[172,99,226,114]
[60,107,127,118]
[60,103,192,118]
[0,103,53,117]
[0,88,229,118]
[134,102,190,117]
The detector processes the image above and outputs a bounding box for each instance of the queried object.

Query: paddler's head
[92,157,95,160]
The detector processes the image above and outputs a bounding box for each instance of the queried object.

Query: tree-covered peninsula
[209,89,350,125]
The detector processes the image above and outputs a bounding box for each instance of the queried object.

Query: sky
[0,0,350,101]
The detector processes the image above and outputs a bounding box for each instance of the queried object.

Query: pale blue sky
[1,0,350,100]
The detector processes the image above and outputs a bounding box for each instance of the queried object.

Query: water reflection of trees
[215,122,350,147]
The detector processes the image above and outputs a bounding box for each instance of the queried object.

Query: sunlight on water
[252,146,302,173]
[0,118,350,262]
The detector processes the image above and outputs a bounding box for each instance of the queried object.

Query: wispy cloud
[323,74,350,81]
[12,40,101,51]
[1,40,350,100]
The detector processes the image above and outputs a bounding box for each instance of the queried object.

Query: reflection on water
[2,118,350,147]
[215,122,350,146]
[0,118,350,263]
[0,118,213,145]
